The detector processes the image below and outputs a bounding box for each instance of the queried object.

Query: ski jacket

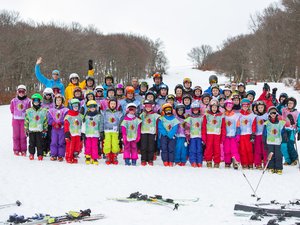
[10,96,31,120]
[158,115,179,139]
[64,81,87,107]
[82,112,104,138]
[48,106,68,129]
[257,90,275,110]
[64,110,82,136]
[239,109,257,135]
[24,107,48,132]
[121,115,142,142]
[140,111,160,135]
[102,108,123,132]
[202,111,226,143]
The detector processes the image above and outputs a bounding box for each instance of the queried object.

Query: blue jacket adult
[35,65,65,96]
[204,86,223,96]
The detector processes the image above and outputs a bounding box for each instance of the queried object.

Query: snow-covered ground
[1,67,300,225]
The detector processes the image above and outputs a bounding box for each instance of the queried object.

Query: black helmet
[209,75,218,84]
[201,92,211,100]
[105,74,114,84]
[287,97,297,108]
[145,90,157,100]
[279,93,288,99]
[175,103,186,114]
[174,84,184,92]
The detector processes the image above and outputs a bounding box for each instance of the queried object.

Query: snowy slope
[1,68,300,225]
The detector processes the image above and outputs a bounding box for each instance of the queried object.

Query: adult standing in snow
[149,72,167,94]
[35,57,65,96]
[131,77,140,95]
[204,75,223,95]
[257,83,277,110]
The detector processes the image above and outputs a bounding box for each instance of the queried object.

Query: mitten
[65,131,71,141]
[250,133,255,143]
[287,114,295,126]
[263,83,270,92]
[272,88,277,95]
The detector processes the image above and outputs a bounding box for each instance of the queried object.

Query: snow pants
[43,125,52,154]
[160,135,176,163]
[103,131,119,154]
[85,137,99,160]
[204,134,221,163]
[28,132,44,156]
[281,129,298,164]
[123,141,138,160]
[223,136,240,164]
[65,136,81,161]
[266,144,283,170]
[175,137,187,164]
[140,134,155,162]
[50,128,65,157]
[12,119,27,153]
[188,138,203,164]
[254,135,267,167]
[239,134,253,166]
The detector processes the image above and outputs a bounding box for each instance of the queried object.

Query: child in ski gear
[10,85,31,156]
[246,90,256,104]
[80,90,95,115]
[223,84,232,99]
[238,83,247,99]
[174,84,184,104]
[254,101,268,169]
[276,93,288,115]
[83,76,95,95]
[239,98,257,169]
[218,94,226,113]
[174,104,187,166]
[65,73,90,106]
[204,75,223,95]
[257,83,275,110]
[166,94,175,108]
[64,98,83,164]
[185,101,203,167]
[139,100,160,166]
[200,93,211,115]
[120,86,141,115]
[82,100,104,165]
[24,93,48,160]
[211,84,220,99]
[121,103,142,166]
[232,92,241,113]
[48,94,68,161]
[102,74,114,98]
[158,103,179,166]
[145,91,160,113]
[115,83,125,100]
[223,99,240,169]
[281,97,299,165]
[182,94,192,116]
[263,107,287,174]
[72,87,84,107]
[183,78,193,96]
[102,97,123,165]
[156,84,169,107]
[192,86,202,102]
[202,99,226,168]
[94,85,105,105]
[100,87,117,111]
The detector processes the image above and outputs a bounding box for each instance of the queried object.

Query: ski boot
[163,161,169,167]
[197,163,202,168]
[85,155,91,165]
[73,158,78,164]
[248,164,254,169]
[225,163,231,168]
[66,158,73,164]
[283,162,289,166]
[276,170,282,175]
[112,154,119,165]
[14,151,20,156]
[207,161,212,168]
[291,160,298,166]
[141,161,147,166]
[92,159,99,165]
[132,160,137,166]
[214,163,220,168]
[233,163,239,170]
[191,163,197,168]
[242,165,248,169]
[58,157,64,162]
[50,156,57,161]
[255,165,262,170]
[105,153,111,165]
[125,158,131,166]
[38,156,43,161]
[21,151,26,157]
[148,161,154,166]
[169,162,174,167]
[269,169,276,174]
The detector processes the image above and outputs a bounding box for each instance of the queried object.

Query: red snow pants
[239,134,253,166]
[204,134,221,163]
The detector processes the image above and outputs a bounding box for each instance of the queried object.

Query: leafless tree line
[188,0,300,83]
[0,10,168,103]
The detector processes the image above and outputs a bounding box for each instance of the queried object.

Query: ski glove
[88,59,93,70]
[42,131,47,138]
[250,133,255,143]
[65,131,71,140]
[99,132,105,141]
[81,133,86,141]
[272,88,277,95]
[263,83,270,92]
[287,114,295,126]
[297,133,300,141]
[282,131,288,142]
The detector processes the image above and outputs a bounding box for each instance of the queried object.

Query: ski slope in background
[0,68,300,225]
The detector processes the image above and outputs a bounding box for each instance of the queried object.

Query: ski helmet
[31,93,42,101]
[86,100,98,108]
[268,106,278,115]
[139,81,148,90]
[287,97,297,108]
[43,88,54,96]
[211,83,220,90]
[224,99,233,106]
[73,87,82,96]
[246,90,256,98]
[152,72,162,81]
[218,94,226,101]
[126,103,137,112]
[69,98,80,110]
[115,83,124,90]
[255,101,267,114]
[191,101,201,109]
[183,77,192,84]
[108,97,118,110]
[174,84,184,93]
[85,76,95,86]
[166,94,175,101]
[159,84,169,92]
[85,90,95,101]
[69,73,79,81]
[54,94,65,105]
[201,92,211,101]
[161,103,173,114]
[145,90,157,100]
[104,74,114,83]
[125,86,135,95]
[193,86,202,94]
[17,85,26,91]
[209,75,218,84]
[209,99,219,106]
[279,93,288,99]
[241,98,251,105]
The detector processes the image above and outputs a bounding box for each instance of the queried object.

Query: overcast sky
[2,0,277,68]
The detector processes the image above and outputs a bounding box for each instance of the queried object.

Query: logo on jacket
[242,119,249,125]
[194,122,200,128]
[35,115,40,121]
[74,119,79,126]
[272,129,278,135]
[17,103,24,111]
[109,117,116,123]
[167,124,172,130]
[130,124,135,130]
[211,119,217,125]
[147,118,152,124]
[90,121,96,127]
[56,112,61,120]
[226,120,232,127]
[258,119,264,125]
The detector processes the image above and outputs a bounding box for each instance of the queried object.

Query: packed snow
[1,67,300,225]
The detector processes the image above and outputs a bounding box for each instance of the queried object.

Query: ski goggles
[96,89,103,93]
[269,112,277,115]
[128,107,136,111]
[87,104,97,108]
[32,99,40,103]
[18,90,25,94]
[45,93,52,97]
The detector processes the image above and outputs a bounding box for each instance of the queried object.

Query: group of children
[10,72,300,174]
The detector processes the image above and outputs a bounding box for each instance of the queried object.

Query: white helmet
[69,73,80,81]
[126,103,137,110]
[43,88,54,96]
[95,85,104,90]
[17,85,26,91]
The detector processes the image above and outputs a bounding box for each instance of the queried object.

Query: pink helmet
[224,99,233,106]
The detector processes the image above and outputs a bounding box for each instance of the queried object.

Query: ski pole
[0,200,21,209]
[234,157,260,201]
[294,131,300,171]
[254,152,273,196]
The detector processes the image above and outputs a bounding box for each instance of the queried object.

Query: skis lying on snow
[1,209,105,225]
[0,201,21,210]
[234,202,300,218]
[108,192,199,210]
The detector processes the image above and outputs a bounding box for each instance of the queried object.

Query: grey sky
[2,0,276,67]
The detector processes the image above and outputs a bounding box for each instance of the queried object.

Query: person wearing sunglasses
[10,85,31,156]
[35,57,65,96]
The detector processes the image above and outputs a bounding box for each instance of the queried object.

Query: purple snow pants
[12,119,27,153]
[50,128,66,157]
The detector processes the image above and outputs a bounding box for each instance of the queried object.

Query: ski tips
[16,200,21,206]
[267,152,274,160]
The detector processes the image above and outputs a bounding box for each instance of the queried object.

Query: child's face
[184,82,191,89]
[225,103,233,111]
[45,94,52,99]
[146,95,154,101]
[56,98,62,106]
[194,89,201,97]
[287,101,294,109]
[175,89,182,97]
[53,88,60,95]
[177,108,184,115]
[212,88,219,97]
[96,90,103,97]
[160,89,167,96]
[247,95,254,102]
[279,97,286,103]
[183,98,191,106]
[128,107,136,115]
[74,91,81,98]
[211,105,218,113]
[167,99,174,105]
[71,78,78,85]
[18,89,26,97]
[219,99,225,106]
[127,93,134,99]
[72,104,79,111]
[87,95,94,100]
[89,107,96,112]
[109,101,117,110]
[116,89,123,96]
[238,86,245,92]
[108,91,115,98]
[270,112,277,119]
[33,100,40,106]
[224,90,231,97]
[202,97,210,105]
[144,104,152,112]
[242,104,249,111]
[192,108,199,114]
[87,80,93,87]
[257,105,265,113]
[233,98,240,105]
[106,78,112,86]
[140,86,147,92]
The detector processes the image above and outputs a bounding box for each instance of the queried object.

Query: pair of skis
[0,201,21,210]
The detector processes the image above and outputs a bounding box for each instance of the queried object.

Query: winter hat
[246,90,256,98]
[52,70,60,76]
[241,98,251,105]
